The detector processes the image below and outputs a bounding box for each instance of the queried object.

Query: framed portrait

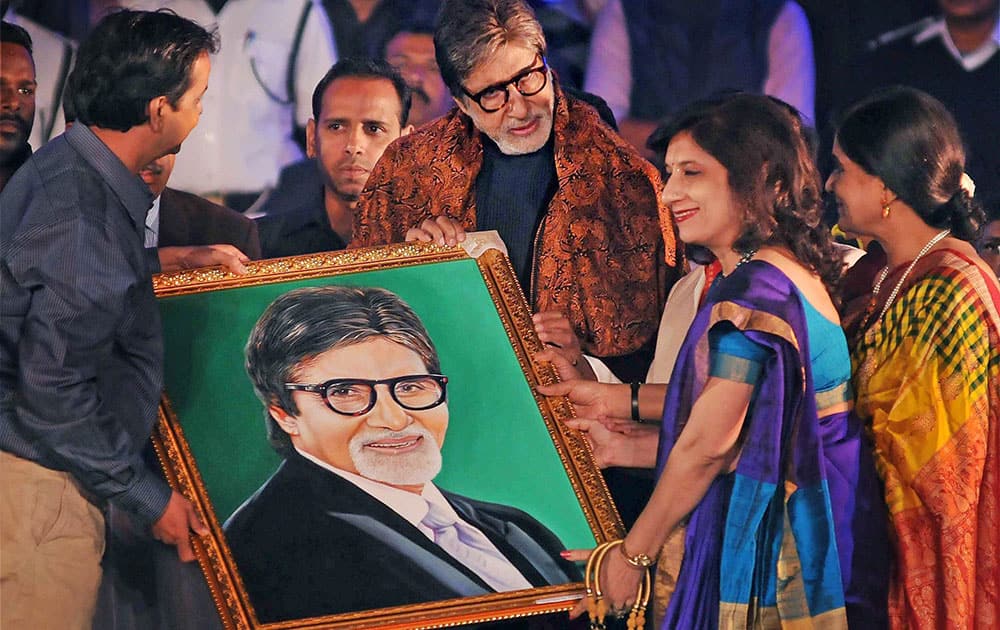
[151,238,623,629]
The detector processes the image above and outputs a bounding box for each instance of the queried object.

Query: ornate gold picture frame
[151,241,622,629]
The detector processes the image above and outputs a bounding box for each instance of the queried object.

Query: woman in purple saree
[651,259,889,628]
[544,94,888,627]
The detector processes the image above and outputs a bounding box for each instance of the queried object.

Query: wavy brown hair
[649,93,843,293]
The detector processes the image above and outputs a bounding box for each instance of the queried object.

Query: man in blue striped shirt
[0,10,217,628]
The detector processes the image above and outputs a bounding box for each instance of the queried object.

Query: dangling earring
[881,189,893,219]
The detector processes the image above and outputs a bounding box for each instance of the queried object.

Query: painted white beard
[348,425,443,486]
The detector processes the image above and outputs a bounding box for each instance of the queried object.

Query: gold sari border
[709,302,800,353]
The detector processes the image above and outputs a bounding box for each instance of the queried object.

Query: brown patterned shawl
[350,84,681,357]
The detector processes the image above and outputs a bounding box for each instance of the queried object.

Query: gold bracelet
[619,540,656,568]
[582,540,652,630]
[627,565,652,630]
[584,540,619,628]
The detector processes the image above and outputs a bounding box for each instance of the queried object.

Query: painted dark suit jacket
[223,451,580,623]
[157,187,262,260]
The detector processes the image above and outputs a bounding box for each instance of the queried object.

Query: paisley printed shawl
[349,81,680,357]
[848,248,1000,629]
[655,261,888,628]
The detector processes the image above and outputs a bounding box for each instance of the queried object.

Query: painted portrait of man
[222,285,580,623]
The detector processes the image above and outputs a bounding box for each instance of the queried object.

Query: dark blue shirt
[0,124,171,524]
[256,199,347,259]
[475,136,556,291]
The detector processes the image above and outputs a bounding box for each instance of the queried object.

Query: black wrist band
[630,382,642,423]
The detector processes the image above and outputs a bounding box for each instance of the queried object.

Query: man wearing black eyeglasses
[350,0,682,384]
[224,285,579,623]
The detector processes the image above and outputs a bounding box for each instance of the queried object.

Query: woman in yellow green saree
[830,86,1000,629]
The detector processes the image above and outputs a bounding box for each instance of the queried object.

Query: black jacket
[223,451,580,623]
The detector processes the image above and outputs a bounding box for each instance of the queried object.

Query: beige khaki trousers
[1,451,105,630]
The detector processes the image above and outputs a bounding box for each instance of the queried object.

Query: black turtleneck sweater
[474,135,557,292]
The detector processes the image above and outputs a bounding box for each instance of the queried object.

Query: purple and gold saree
[654,261,888,628]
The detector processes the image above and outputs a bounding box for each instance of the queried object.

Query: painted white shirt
[294,447,533,591]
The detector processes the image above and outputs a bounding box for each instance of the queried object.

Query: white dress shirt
[912,16,1000,71]
[127,0,337,195]
[144,196,162,248]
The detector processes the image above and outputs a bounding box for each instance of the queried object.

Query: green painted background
[159,258,595,550]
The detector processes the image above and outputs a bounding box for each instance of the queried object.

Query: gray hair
[434,0,547,98]
[245,286,440,454]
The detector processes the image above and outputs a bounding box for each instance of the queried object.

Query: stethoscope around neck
[244,30,293,105]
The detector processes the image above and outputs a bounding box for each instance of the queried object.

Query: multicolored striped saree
[846,249,1000,629]
[654,262,889,628]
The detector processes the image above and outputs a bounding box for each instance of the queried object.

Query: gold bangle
[619,540,656,568]
[584,540,619,627]
[628,565,652,630]
[582,540,652,630]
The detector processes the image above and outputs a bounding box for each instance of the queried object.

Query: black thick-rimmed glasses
[285,374,449,416]
[461,57,548,113]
